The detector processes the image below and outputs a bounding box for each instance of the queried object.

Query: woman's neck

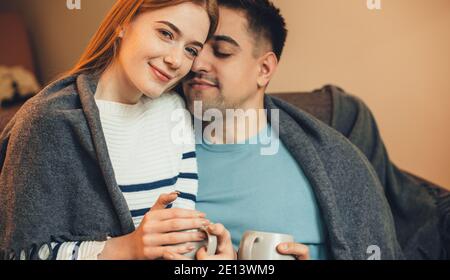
[95,62,142,105]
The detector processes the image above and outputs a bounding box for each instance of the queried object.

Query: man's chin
[186,86,219,96]
[186,97,223,118]
[185,89,216,104]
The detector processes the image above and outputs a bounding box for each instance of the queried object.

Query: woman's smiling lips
[148,63,173,83]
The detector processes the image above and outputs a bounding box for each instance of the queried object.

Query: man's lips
[148,63,173,83]
[188,78,218,90]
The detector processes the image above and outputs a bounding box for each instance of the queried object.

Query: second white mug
[238,231,296,260]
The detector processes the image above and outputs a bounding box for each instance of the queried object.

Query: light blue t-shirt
[196,125,329,260]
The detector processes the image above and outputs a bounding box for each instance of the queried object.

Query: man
[166,0,407,260]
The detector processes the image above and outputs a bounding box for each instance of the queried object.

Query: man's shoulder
[266,91,377,176]
[265,90,347,143]
[266,85,378,144]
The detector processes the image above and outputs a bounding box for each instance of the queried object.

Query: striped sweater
[39,92,198,260]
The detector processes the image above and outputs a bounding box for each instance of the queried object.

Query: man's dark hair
[218,0,288,60]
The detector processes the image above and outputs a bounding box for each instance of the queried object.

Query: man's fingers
[151,192,180,211]
[196,246,211,260]
[196,246,236,260]
[195,225,238,260]
[206,224,233,253]
[277,243,310,260]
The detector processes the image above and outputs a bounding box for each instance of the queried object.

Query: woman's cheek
[182,60,194,75]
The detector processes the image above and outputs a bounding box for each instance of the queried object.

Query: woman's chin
[142,91,163,99]
[139,84,166,99]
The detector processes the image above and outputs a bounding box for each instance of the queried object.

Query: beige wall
[0,0,115,83]
[270,0,450,188]
[1,0,449,188]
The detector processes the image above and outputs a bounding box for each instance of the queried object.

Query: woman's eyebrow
[157,20,181,35]
[156,20,203,48]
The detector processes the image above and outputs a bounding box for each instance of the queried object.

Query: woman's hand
[99,192,211,260]
[162,223,237,260]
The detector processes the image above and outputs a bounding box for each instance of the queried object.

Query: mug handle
[239,233,259,260]
[201,227,218,256]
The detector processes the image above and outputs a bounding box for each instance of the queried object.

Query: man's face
[182,7,263,116]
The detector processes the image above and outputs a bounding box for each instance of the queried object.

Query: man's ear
[256,52,278,88]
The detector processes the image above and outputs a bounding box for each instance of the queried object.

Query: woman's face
[117,2,210,99]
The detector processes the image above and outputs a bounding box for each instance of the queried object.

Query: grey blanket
[0,74,135,260]
[1,74,409,259]
[327,85,449,259]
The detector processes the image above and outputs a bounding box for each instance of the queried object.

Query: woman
[0,0,234,260]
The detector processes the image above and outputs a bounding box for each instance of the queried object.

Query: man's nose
[191,48,212,74]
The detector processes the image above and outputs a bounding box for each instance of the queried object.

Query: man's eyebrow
[212,35,240,48]
[156,20,203,49]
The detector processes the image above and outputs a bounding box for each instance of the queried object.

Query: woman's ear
[117,26,126,38]
[256,52,278,89]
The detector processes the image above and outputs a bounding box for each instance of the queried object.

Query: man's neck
[203,100,268,144]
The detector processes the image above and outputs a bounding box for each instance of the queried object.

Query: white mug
[238,231,296,260]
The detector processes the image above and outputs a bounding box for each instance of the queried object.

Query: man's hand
[162,223,237,260]
[276,242,310,260]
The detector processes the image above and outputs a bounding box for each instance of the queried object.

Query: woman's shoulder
[5,75,84,134]
[24,75,81,111]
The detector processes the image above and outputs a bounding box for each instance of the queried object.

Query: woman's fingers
[145,193,206,222]
[157,231,208,246]
[148,208,206,221]
[162,251,194,261]
[150,192,180,211]
[143,244,195,260]
[151,218,211,233]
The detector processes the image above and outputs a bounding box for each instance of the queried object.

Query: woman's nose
[163,47,183,70]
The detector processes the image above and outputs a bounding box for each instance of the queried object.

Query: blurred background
[0,0,449,188]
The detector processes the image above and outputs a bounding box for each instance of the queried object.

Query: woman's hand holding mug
[99,192,211,260]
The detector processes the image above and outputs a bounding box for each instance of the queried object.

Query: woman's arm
[43,193,210,260]
[37,241,107,260]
